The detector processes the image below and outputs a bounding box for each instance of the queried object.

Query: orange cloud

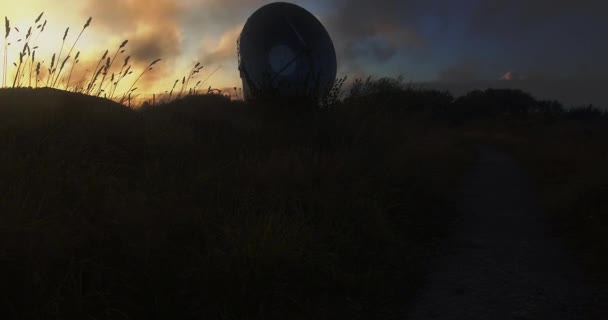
[501,71,513,80]
[200,25,242,66]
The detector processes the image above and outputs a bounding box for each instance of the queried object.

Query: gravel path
[406,147,605,319]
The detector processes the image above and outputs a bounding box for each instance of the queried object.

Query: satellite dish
[238,2,337,102]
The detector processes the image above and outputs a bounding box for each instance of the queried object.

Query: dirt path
[406,147,605,319]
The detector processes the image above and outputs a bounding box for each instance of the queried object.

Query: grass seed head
[61,55,70,69]
[84,17,92,29]
[5,17,10,38]
[35,12,44,23]
[123,65,131,77]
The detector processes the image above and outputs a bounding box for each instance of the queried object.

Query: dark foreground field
[0,87,471,319]
[1,85,607,319]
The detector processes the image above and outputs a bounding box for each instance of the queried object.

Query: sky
[1,0,607,105]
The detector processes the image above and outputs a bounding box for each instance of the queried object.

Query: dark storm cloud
[471,0,608,35]
[344,40,399,64]
[468,0,608,78]
[325,0,425,72]
[438,60,482,82]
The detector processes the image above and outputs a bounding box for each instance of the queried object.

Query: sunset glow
[1,0,607,105]
[0,0,241,99]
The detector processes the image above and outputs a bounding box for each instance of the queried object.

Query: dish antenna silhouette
[238,2,337,102]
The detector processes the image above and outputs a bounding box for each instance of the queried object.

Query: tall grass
[64,51,80,90]
[120,58,161,105]
[45,53,56,87]
[96,39,127,96]
[109,55,131,99]
[0,15,162,103]
[55,17,91,88]
[0,85,473,318]
[50,27,69,87]
[3,17,9,87]
[12,27,32,87]
[178,62,204,97]
[86,49,108,94]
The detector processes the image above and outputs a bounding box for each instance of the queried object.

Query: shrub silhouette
[454,89,538,117]
[565,105,607,121]
[345,76,453,112]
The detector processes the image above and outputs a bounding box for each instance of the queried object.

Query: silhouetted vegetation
[2,79,608,318]
[491,115,608,282]
[0,85,472,319]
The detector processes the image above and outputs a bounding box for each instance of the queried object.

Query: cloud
[199,25,242,66]
[67,0,607,90]
[82,0,183,87]
[79,0,432,85]
[499,71,527,81]
[325,0,425,71]
[438,60,482,82]
[471,0,608,35]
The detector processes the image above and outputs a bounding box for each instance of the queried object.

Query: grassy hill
[0,87,472,319]
[1,84,607,318]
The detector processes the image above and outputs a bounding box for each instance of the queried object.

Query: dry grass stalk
[3,17,10,87]
[54,17,91,88]
[121,58,161,104]
[179,62,204,97]
[97,39,127,96]
[46,53,55,87]
[110,55,131,99]
[50,27,69,87]
[86,50,108,94]
[65,51,79,90]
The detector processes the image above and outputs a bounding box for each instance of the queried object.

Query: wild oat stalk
[194,80,203,95]
[12,41,29,88]
[22,14,42,87]
[65,51,79,90]
[86,49,108,94]
[110,55,131,99]
[169,79,179,97]
[32,12,44,42]
[50,27,69,87]
[54,55,70,88]
[3,17,10,87]
[28,50,35,87]
[178,76,185,97]
[46,53,55,87]
[96,56,110,96]
[179,62,204,97]
[97,39,127,96]
[33,19,47,45]
[2,17,11,87]
[74,69,90,93]
[35,61,40,88]
[54,17,91,88]
[200,65,222,89]
[121,58,161,103]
